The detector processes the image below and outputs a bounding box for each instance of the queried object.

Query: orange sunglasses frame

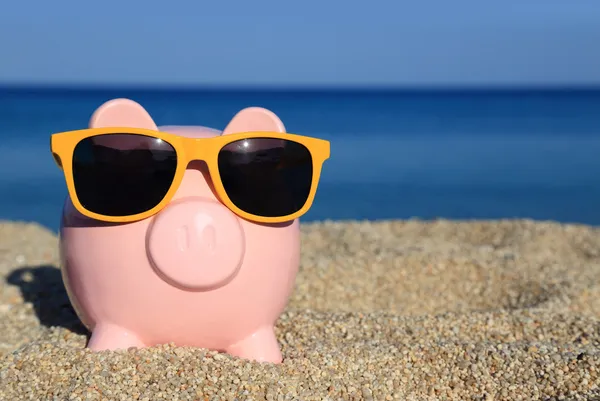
[50,127,331,224]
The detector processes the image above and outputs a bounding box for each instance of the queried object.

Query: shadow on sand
[6,264,88,335]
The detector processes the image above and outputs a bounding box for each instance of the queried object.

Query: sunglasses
[50,127,330,224]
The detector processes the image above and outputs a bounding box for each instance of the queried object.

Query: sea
[2,86,600,232]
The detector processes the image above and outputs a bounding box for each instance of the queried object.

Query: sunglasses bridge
[171,135,228,163]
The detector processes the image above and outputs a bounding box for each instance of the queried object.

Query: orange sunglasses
[51,127,330,224]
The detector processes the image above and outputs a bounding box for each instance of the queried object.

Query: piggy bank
[51,98,330,363]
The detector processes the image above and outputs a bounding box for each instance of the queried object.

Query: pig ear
[89,98,158,130]
[222,107,285,135]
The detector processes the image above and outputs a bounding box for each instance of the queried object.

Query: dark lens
[72,134,177,217]
[218,138,313,218]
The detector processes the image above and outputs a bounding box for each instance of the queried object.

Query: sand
[0,219,599,400]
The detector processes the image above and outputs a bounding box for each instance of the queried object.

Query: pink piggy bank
[53,98,330,363]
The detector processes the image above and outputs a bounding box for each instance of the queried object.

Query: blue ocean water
[2,87,600,232]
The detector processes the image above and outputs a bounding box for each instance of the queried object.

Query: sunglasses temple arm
[51,152,64,170]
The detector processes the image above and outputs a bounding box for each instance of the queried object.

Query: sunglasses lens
[72,134,178,217]
[218,138,313,218]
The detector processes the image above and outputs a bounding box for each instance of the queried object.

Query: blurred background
[1,0,600,231]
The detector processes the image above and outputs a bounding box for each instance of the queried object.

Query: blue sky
[0,0,599,87]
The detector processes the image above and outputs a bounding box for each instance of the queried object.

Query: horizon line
[1,82,600,93]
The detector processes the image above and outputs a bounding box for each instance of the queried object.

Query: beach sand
[0,219,599,400]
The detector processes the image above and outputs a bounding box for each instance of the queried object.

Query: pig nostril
[177,226,190,251]
[201,225,217,253]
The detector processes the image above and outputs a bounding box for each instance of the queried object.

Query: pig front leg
[225,326,282,364]
[87,323,147,351]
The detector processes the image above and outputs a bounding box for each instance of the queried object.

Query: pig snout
[146,197,245,291]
